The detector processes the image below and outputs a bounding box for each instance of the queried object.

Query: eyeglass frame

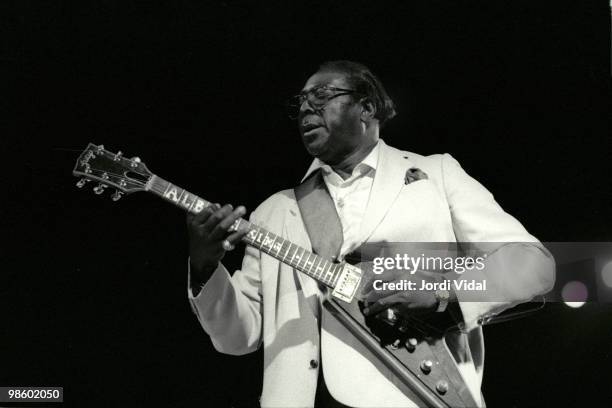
[286,85,364,119]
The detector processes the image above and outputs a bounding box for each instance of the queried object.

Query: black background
[4,0,612,407]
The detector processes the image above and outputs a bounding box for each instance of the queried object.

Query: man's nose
[299,98,316,116]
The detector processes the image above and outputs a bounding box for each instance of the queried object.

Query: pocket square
[404,167,428,184]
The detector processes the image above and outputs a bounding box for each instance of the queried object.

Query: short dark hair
[318,60,397,126]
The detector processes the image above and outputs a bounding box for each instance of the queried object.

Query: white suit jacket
[188,140,554,407]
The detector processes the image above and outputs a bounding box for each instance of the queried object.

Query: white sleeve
[441,153,555,331]
[187,217,263,355]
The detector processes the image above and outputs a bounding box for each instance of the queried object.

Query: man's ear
[360,98,376,122]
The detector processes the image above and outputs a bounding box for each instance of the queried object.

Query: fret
[276,237,285,257]
[254,229,270,253]
[243,227,254,245]
[254,227,264,247]
[303,253,311,273]
[318,260,326,281]
[288,243,298,266]
[262,231,272,251]
[273,235,283,253]
[282,242,292,263]
[269,232,277,248]
[294,247,304,268]
[303,254,313,278]
[321,260,331,282]
[246,226,259,247]
[331,264,341,286]
[315,257,323,277]
[250,227,257,246]
[322,262,332,284]
[308,254,318,276]
[309,254,317,275]
[292,246,302,268]
[323,261,334,284]
[295,247,305,269]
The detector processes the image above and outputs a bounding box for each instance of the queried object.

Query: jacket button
[309,359,318,369]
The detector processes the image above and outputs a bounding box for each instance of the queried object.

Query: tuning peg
[96,145,105,155]
[93,183,107,195]
[76,178,90,188]
[114,151,123,161]
[111,190,123,201]
[130,156,141,168]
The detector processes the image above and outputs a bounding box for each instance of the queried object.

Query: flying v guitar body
[320,261,479,408]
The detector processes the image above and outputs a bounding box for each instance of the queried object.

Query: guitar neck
[146,175,341,288]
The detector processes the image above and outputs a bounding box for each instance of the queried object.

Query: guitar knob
[76,178,90,188]
[436,380,449,395]
[93,183,107,194]
[420,360,433,374]
[111,191,123,201]
[405,338,418,352]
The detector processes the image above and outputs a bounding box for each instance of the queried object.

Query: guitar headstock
[72,143,153,200]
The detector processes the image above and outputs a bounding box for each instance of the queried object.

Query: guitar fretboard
[148,176,341,288]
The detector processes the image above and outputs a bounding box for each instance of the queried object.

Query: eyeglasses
[286,85,361,119]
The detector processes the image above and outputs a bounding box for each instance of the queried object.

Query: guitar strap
[295,169,351,408]
[294,169,344,262]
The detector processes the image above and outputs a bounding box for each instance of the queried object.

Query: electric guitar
[73,143,478,408]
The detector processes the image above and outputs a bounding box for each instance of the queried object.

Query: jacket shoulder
[251,189,297,222]
[386,144,450,179]
[382,143,465,190]
[399,150,447,167]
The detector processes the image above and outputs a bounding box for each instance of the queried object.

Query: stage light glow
[601,261,612,288]
[561,281,588,308]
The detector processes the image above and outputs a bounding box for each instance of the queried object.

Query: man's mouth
[301,123,323,134]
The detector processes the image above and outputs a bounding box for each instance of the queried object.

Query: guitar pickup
[331,264,362,303]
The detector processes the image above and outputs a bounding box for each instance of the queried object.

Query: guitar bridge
[331,263,362,303]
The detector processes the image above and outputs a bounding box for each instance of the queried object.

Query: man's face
[298,71,365,164]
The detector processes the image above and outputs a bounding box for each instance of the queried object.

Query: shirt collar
[302,139,381,182]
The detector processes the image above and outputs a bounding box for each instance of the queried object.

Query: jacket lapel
[359,140,413,244]
[284,195,325,316]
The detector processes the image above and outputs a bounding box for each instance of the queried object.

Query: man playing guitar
[186,61,554,408]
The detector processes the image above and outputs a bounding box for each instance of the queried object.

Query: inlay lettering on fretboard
[161,183,207,213]
[148,176,340,288]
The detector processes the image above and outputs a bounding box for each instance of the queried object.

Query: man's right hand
[187,203,248,284]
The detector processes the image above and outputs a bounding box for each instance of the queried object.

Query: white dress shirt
[302,140,380,258]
